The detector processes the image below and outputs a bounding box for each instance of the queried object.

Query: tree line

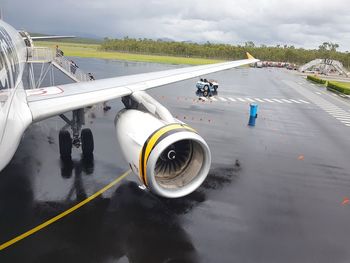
[101,38,350,67]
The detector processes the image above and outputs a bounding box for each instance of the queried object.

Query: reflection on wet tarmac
[160,162,241,215]
[60,155,95,200]
[0,146,240,262]
[0,112,241,262]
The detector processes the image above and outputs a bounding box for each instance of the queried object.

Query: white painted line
[211,97,218,101]
[228,97,236,102]
[345,124,350,127]
[254,98,264,102]
[246,98,255,102]
[298,99,310,104]
[324,109,346,113]
[272,99,283,103]
[200,97,208,101]
[323,106,342,110]
[289,99,301,104]
[332,94,338,97]
[237,98,246,102]
[333,115,350,120]
[281,99,293,103]
[335,118,350,122]
[329,112,350,116]
[325,109,347,113]
[333,116,350,120]
[263,98,274,103]
[333,113,350,117]
[340,120,350,124]
[218,97,227,102]
[316,92,322,95]
[326,112,348,116]
[298,82,304,85]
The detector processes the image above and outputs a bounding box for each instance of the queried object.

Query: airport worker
[103,101,111,112]
[88,73,95,80]
[56,45,64,57]
[70,60,78,74]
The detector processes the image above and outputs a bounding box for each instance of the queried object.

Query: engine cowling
[115,109,211,198]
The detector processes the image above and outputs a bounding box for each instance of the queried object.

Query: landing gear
[58,108,94,159]
[59,130,72,160]
[81,128,94,156]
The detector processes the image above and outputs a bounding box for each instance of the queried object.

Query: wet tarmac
[1,60,350,262]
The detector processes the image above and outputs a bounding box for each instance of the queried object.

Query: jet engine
[115,109,211,198]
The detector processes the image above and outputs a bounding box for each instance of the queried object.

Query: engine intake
[115,109,211,198]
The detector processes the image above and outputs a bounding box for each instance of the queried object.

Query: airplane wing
[27,54,258,122]
[30,36,75,40]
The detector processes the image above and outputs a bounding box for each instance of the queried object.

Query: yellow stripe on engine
[140,124,196,186]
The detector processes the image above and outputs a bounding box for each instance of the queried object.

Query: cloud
[2,0,350,50]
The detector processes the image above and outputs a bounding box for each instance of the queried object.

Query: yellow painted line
[0,170,131,251]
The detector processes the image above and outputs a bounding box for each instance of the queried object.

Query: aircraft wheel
[204,85,209,91]
[203,90,209,97]
[81,128,94,157]
[214,86,218,91]
[59,130,72,159]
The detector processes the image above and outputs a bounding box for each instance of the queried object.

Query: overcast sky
[2,0,350,51]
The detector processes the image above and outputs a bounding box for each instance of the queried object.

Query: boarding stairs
[299,58,350,77]
[298,59,323,73]
[27,46,91,85]
[332,61,350,77]
[26,46,99,152]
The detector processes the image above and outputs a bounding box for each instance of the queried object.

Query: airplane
[0,19,259,198]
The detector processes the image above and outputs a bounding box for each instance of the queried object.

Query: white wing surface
[27,56,258,122]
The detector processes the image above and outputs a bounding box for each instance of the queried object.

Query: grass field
[35,41,224,65]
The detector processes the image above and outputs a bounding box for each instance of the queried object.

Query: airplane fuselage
[0,20,33,171]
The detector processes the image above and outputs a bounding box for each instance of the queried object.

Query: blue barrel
[250,103,258,118]
[248,116,256,126]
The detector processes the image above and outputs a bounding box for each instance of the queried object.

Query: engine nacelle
[115,109,211,198]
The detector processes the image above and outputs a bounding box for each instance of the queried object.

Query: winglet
[246,52,255,60]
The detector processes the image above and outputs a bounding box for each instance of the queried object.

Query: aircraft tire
[81,128,94,157]
[59,130,72,159]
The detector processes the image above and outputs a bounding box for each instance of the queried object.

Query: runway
[1,60,350,263]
